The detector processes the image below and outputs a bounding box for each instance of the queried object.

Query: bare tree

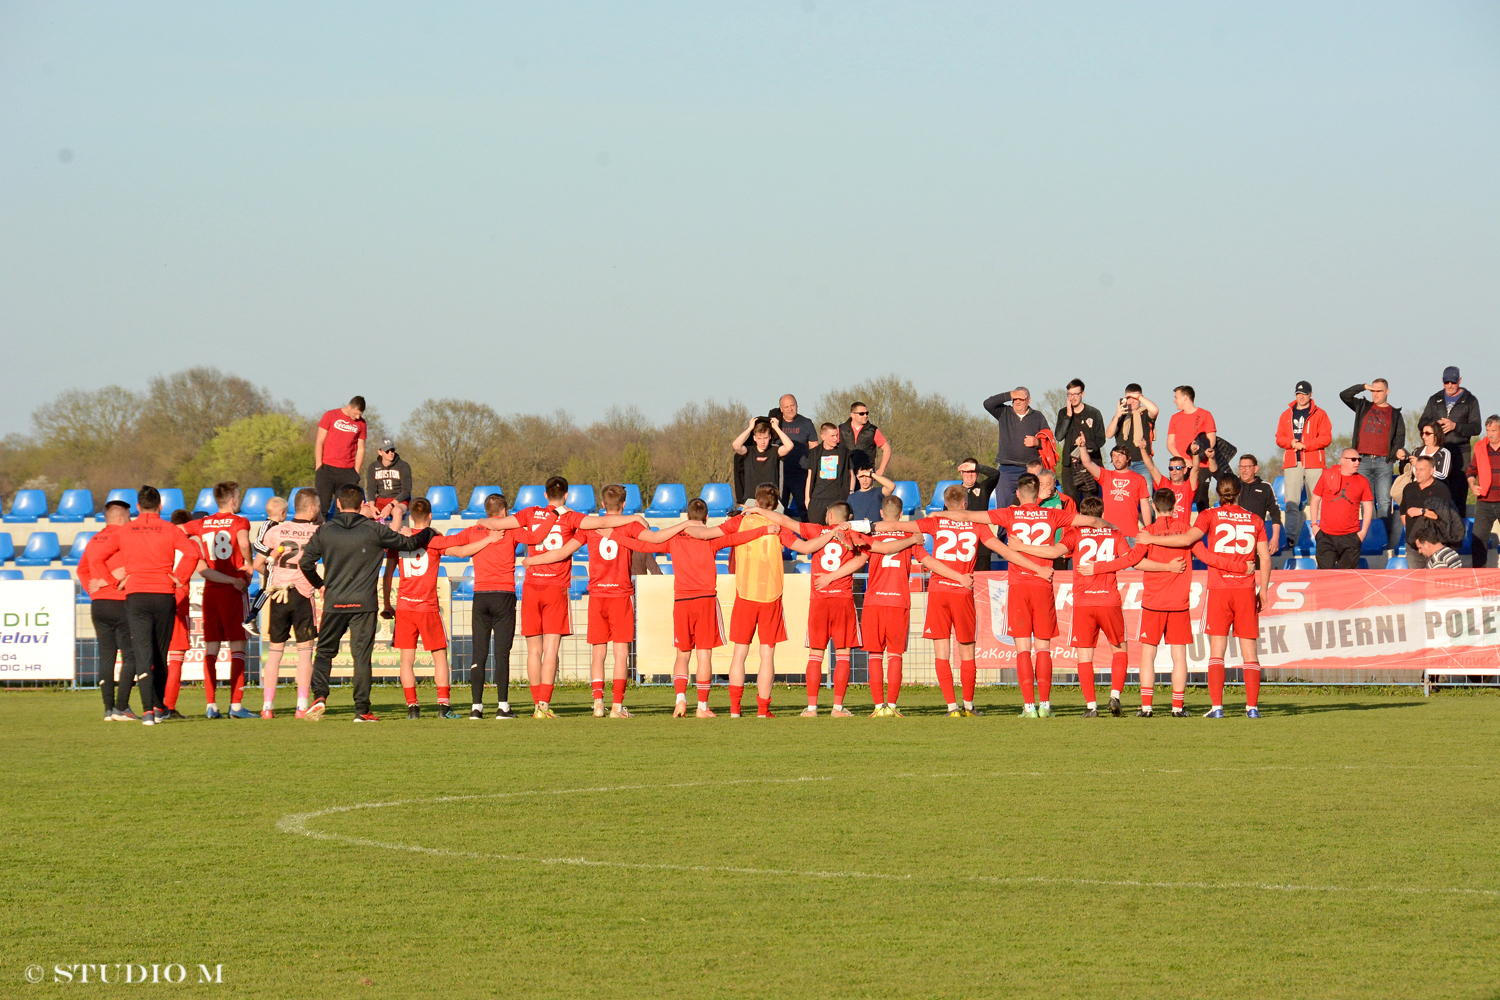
[402,398,504,492]
[31,386,144,462]
[142,367,273,452]
[653,399,749,497]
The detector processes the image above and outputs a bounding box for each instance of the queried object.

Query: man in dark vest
[838,401,891,475]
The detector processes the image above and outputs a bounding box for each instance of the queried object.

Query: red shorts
[1138,608,1192,646]
[672,597,724,651]
[923,590,977,644]
[1204,588,1258,638]
[393,609,448,651]
[1071,605,1126,649]
[807,596,860,650]
[201,585,247,643]
[861,604,910,654]
[729,597,786,646]
[1006,585,1057,641]
[170,595,190,652]
[587,595,635,645]
[522,585,572,637]
[373,497,401,513]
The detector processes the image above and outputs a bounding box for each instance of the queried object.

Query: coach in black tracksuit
[299,485,436,719]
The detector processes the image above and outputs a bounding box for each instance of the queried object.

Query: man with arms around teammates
[185,482,255,718]
[252,489,323,718]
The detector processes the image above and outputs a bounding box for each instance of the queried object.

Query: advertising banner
[0,579,76,680]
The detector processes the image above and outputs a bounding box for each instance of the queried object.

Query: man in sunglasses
[1307,449,1374,569]
[838,401,891,477]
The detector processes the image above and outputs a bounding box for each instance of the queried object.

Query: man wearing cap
[1276,381,1332,542]
[1340,379,1404,547]
[366,438,413,524]
[1420,368,1482,515]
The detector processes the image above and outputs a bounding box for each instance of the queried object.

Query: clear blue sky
[3,2,1497,449]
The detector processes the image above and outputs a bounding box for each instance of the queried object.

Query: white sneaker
[593,698,606,718]
[799,706,818,718]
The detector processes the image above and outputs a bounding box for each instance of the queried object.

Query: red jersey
[798,524,869,598]
[987,504,1075,588]
[863,530,916,609]
[1092,468,1149,533]
[453,513,555,592]
[1168,408,1216,467]
[393,534,465,612]
[914,515,993,594]
[317,408,367,468]
[187,513,250,590]
[577,522,649,597]
[516,506,586,589]
[1060,525,1131,607]
[1193,505,1266,590]
[1152,475,1195,521]
[1313,470,1372,535]
[86,511,202,595]
[77,524,126,602]
[620,527,774,599]
[1095,517,1252,611]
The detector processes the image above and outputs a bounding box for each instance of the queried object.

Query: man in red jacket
[87,486,204,726]
[1275,380,1332,541]
[79,500,134,719]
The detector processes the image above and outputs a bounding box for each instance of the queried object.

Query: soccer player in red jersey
[877,483,1054,716]
[251,489,323,718]
[1145,477,1272,718]
[945,474,1111,716]
[1140,419,1204,519]
[184,482,255,719]
[80,501,133,720]
[790,501,869,717]
[617,499,778,717]
[381,498,500,719]
[1078,443,1153,541]
[472,476,643,718]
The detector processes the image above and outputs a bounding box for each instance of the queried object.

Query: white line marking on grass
[276,768,1497,896]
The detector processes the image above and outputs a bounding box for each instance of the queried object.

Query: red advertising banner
[973,569,1500,676]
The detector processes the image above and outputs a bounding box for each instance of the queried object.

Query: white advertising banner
[0,580,76,681]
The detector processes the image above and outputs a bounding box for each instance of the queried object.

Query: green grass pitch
[2,684,1497,999]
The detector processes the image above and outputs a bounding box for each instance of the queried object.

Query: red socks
[730,684,744,715]
[868,655,885,705]
[1208,657,1225,707]
[696,682,710,705]
[1172,689,1185,711]
[437,685,450,705]
[229,650,247,703]
[1079,661,1096,704]
[528,683,539,705]
[539,683,554,704]
[1016,651,1035,704]
[1036,651,1053,703]
[805,658,822,706]
[203,657,218,704]
[960,660,976,704]
[612,677,628,705]
[934,657,956,705]
[1244,662,1261,708]
[165,652,183,710]
[591,679,605,701]
[833,655,851,703]
[673,676,688,699]
[887,655,902,705]
[1109,651,1128,696]
[756,696,773,717]
[1140,687,1154,708]
[403,686,418,706]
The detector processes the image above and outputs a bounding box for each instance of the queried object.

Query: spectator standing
[771,395,817,519]
[847,468,893,524]
[1308,449,1374,569]
[365,438,413,523]
[732,416,793,505]
[1464,415,1500,569]
[957,458,1001,511]
[1420,367,1482,513]
[983,387,1050,508]
[315,396,368,516]
[1408,521,1465,569]
[1055,379,1106,502]
[1275,381,1332,540]
[801,422,854,525]
[1108,384,1158,480]
[1340,380,1404,544]
[838,402,891,475]
[1397,454,1464,569]
[1234,455,1284,557]
[1166,386,1217,513]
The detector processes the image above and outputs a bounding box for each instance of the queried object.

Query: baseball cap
[378,438,396,451]
[1443,366,1461,383]
[1294,380,1312,395]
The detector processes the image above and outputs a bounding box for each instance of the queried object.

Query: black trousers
[471,591,518,704]
[310,610,377,715]
[315,464,362,517]
[1471,500,1499,569]
[120,593,175,714]
[91,599,134,714]
[1194,473,1213,514]
[1315,531,1362,569]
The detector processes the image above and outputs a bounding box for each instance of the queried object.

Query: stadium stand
[425,485,460,519]
[61,531,95,566]
[0,533,12,563]
[600,483,643,515]
[192,488,217,515]
[1284,557,1318,570]
[1272,475,1285,506]
[4,490,48,523]
[100,489,138,517]
[158,488,186,519]
[0,569,25,580]
[514,485,547,511]
[645,483,687,518]
[16,531,60,566]
[453,564,475,601]
[458,486,495,519]
[51,489,94,523]
[240,487,275,521]
[1360,519,1388,556]
[1387,555,1408,569]
[1292,523,1314,556]
[925,480,961,514]
[569,563,588,599]
[1460,519,1474,554]
[440,527,469,563]
[890,480,920,515]
[699,483,734,517]
[566,484,597,513]
[40,568,72,582]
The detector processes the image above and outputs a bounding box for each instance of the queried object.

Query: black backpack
[1195,432,1237,484]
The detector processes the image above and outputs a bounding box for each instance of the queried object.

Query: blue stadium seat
[699,483,734,517]
[51,489,94,523]
[287,487,316,516]
[925,480,961,514]
[792,562,811,574]
[1265,519,1284,555]
[102,488,138,517]
[566,484,597,513]
[1386,555,1408,569]
[645,483,688,518]
[460,486,502,519]
[569,568,589,599]
[1460,519,1475,554]
[514,485,548,511]
[922,533,935,554]
[1284,557,1318,570]
[0,568,23,580]
[426,485,460,519]
[192,488,217,515]
[453,567,475,601]
[440,527,471,563]
[158,488,186,520]
[62,531,96,566]
[240,487,274,521]
[1272,475,1285,507]
[1357,557,1370,569]
[598,484,643,515]
[1391,522,1405,555]
[4,489,48,523]
[15,531,61,566]
[40,568,72,581]
[1293,522,1314,555]
[0,533,12,562]
[890,481,920,516]
[1360,519,1388,556]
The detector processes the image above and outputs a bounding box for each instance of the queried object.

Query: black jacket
[1418,387,1482,447]
[963,464,1000,511]
[1055,404,1107,464]
[299,511,434,613]
[366,454,413,503]
[1339,385,1406,462]
[983,395,1049,467]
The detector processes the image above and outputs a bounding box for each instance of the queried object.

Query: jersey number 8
[203,530,234,561]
